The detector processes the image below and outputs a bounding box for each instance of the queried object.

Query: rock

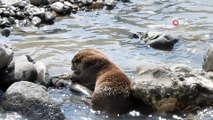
[132,65,213,112]
[203,47,213,72]
[0,17,11,28]
[1,28,11,37]
[132,32,178,50]
[0,61,37,92]
[0,42,13,71]
[13,1,29,9]
[34,61,51,87]
[82,0,93,6]
[51,2,64,13]
[48,0,60,4]
[171,64,192,73]
[0,0,29,8]
[3,10,11,17]
[26,5,45,16]
[31,16,42,26]
[0,81,65,120]
[104,0,116,10]
[44,11,56,23]
[29,0,49,6]
[14,11,25,20]
[14,55,35,64]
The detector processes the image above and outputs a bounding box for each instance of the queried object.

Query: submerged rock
[0,81,65,120]
[0,42,13,71]
[132,65,213,112]
[203,47,213,72]
[132,32,178,50]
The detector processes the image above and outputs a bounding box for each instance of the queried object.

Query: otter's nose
[71,66,76,71]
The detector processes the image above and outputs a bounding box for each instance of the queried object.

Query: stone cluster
[0,0,128,28]
[0,42,64,119]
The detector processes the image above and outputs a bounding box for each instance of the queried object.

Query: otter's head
[71,49,109,90]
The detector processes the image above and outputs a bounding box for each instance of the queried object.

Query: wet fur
[71,48,134,114]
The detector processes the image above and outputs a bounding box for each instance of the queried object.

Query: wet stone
[13,1,29,9]
[0,17,11,28]
[15,11,25,20]
[1,28,11,37]
[51,2,64,13]
[104,0,116,10]
[203,47,213,72]
[31,16,42,26]
[26,6,45,16]
[82,0,93,6]
[1,81,65,120]
[3,10,10,17]
[29,0,49,6]
[44,11,56,23]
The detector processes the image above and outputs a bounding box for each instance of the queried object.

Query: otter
[70,48,134,114]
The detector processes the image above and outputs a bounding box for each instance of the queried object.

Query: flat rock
[0,81,65,120]
[132,65,213,112]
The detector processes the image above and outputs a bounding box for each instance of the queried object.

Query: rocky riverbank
[0,0,128,32]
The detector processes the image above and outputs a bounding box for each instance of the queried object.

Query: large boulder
[132,65,213,112]
[203,47,213,72]
[0,42,13,71]
[0,81,65,120]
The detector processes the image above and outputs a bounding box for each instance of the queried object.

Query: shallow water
[0,0,213,119]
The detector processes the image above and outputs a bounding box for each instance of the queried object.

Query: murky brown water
[0,0,213,119]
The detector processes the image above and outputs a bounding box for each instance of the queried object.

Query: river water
[0,0,213,119]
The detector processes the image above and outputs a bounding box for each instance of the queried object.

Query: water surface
[1,0,213,119]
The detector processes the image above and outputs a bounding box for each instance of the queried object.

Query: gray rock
[104,0,116,10]
[0,0,29,7]
[203,47,213,72]
[0,17,11,28]
[0,61,37,91]
[0,42,13,71]
[29,0,49,6]
[1,28,11,37]
[44,11,56,23]
[13,1,29,8]
[26,5,45,16]
[31,16,42,26]
[34,61,51,87]
[132,65,213,112]
[48,0,60,4]
[3,10,11,17]
[51,2,64,13]
[14,55,35,64]
[0,81,65,120]
[171,64,192,73]
[132,32,178,50]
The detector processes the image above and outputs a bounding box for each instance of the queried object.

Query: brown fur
[71,48,133,114]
